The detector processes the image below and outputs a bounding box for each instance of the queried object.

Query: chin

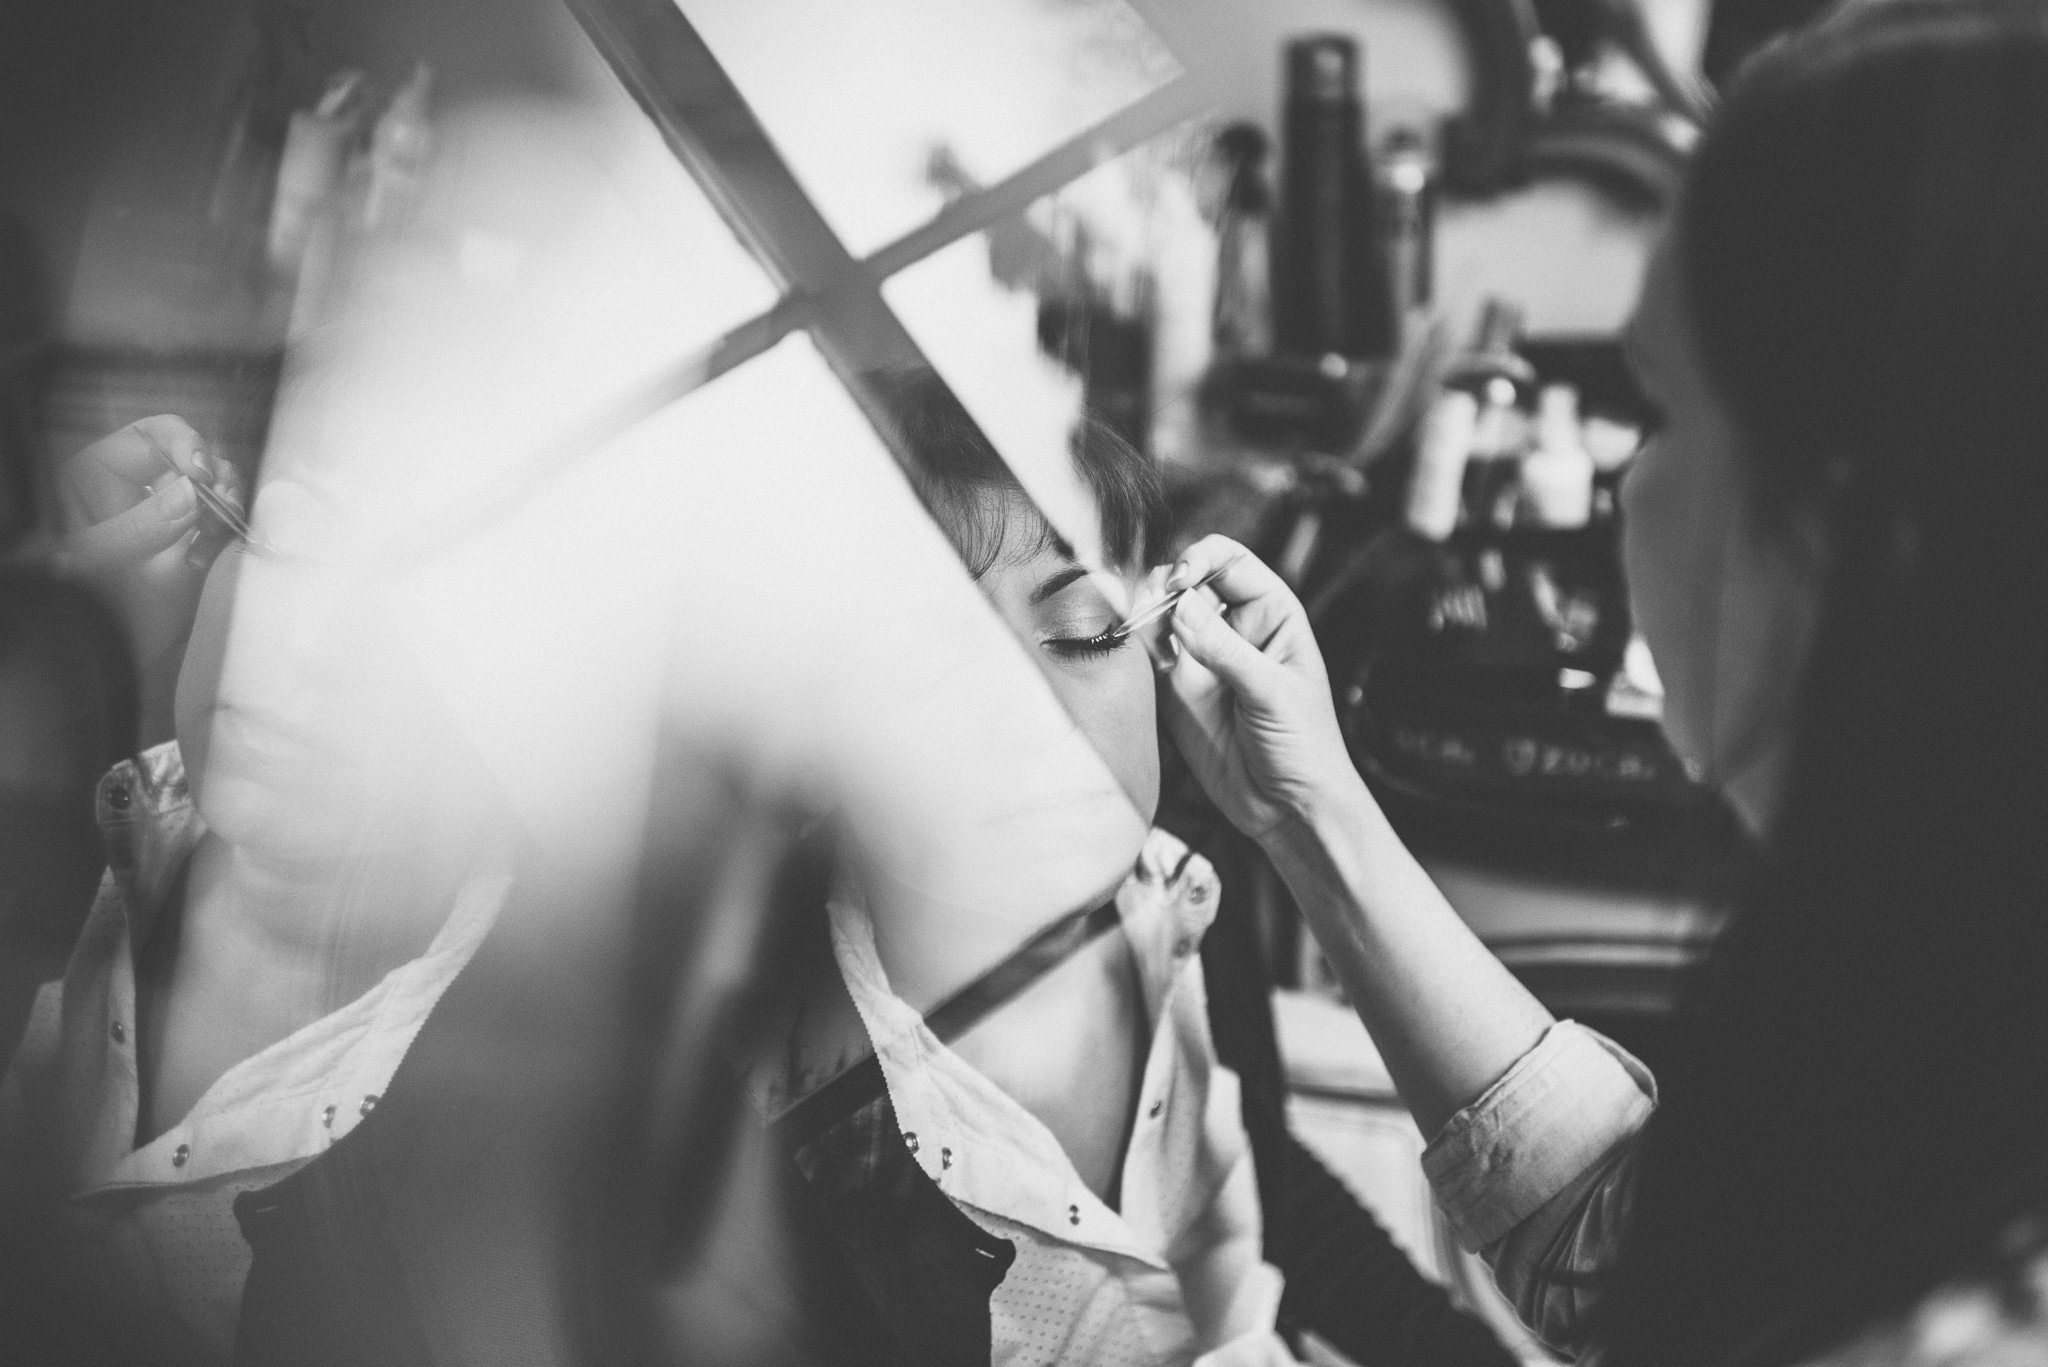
[195,771,365,863]
[1129,775,1160,832]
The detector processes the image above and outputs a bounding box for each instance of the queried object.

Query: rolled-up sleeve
[1421,1021,1656,1354]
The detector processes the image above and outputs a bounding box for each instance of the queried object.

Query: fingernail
[160,477,197,515]
[185,529,222,570]
[1165,563,1192,593]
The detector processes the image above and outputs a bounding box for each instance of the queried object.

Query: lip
[208,703,326,766]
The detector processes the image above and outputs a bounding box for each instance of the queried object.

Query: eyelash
[1042,629,1127,660]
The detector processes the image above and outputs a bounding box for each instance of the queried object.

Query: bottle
[1377,126,1436,336]
[1445,298,1536,529]
[1034,218,1152,452]
[1209,122,1275,358]
[1092,233,1156,453]
[1583,412,1642,521]
[267,71,369,274]
[1405,388,1479,541]
[1272,36,1395,362]
[364,64,433,231]
[1521,385,1595,528]
[1145,168,1216,464]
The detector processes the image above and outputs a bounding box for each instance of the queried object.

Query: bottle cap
[1214,122,1269,167]
[1382,129,1433,194]
[1583,415,1643,472]
[1474,297,1526,358]
[1522,388,1595,529]
[1405,389,1479,541]
[1446,297,1536,392]
[1286,36,1358,104]
[1537,384,1581,447]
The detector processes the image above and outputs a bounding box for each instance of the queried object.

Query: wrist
[1257,770,1381,873]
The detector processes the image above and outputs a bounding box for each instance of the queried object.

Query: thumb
[65,477,201,569]
[1169,589,1272,698]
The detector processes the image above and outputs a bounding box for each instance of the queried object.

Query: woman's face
[1620,231,1829,835]
[974,493,1161,828]
[175,481,477,862]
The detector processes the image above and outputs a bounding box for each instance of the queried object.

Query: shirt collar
[819,828,1221,1257]
[818,827,1220,1064]
[96,742,204,946]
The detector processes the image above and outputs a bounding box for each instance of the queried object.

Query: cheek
[1620,433,1733,769]
[1042,650,1160,821]
[174,554,244,789]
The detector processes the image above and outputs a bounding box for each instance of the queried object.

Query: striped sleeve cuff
[1421,1020,1656,1252]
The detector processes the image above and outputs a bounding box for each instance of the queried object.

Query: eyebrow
[1028,563,1090,605]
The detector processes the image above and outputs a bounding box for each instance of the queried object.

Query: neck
[185,820,486,1014]
[856,856,1130,1015]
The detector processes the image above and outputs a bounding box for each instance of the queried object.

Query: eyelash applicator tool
[140,431,273,557]
[1105,562,1231,647]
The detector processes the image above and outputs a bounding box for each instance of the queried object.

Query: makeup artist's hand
[56,415,243,731]
[1161,535,1366,843]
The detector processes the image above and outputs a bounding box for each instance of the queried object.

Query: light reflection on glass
[882,122,1214,549]
[391,330,1145,1021]
[675,0,1180,256]
[251,67,1154,1031]
[9,8,1209,1350]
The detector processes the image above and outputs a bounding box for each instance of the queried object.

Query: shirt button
[1174,936,1196,957]
[904,1132,918,1154]
[1068,1204,1081,1225]
[1148,1099,1163,1119]
[1189,883,1210,903]
[106,784,130,812]
[941,1147,953,1170]
[322,1104,336,1128]
[110,1021,126,1044]
[359,1094,379,1117]
[172,1144,189,1168]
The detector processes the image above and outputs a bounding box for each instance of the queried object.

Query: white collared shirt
[828,827,1293,1367]
[1,742,507,1362]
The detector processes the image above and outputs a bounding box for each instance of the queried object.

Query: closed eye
[1042,629,1128,660]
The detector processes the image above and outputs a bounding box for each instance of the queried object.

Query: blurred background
[0,0,1816,1361]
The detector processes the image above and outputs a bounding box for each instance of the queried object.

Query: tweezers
[141,431,269,553]
[1106,563,1228,644]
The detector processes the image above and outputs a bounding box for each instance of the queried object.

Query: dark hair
[1,214,53,553]
[861,368,1169,578]
[1595,3,2048,1362]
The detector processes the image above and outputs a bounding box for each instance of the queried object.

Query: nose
[214,555,345,722]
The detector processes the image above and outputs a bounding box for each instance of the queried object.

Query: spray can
[1273,36,1394,361]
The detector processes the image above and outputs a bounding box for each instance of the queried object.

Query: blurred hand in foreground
[57,415,244,734]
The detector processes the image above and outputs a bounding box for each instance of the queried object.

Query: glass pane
[48,8,774,496]
[677,0,1181,257]
[390,333,1148,1013]
[258,90,778,533]
[560,20,783,360]
[882,121,1215,547]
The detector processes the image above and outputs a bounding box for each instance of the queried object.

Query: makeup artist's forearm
[1261,778,1554,1139]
